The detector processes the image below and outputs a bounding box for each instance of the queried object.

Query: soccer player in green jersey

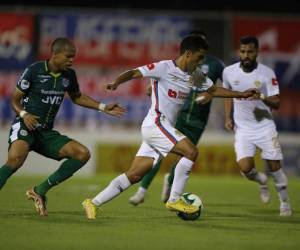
[0,37,126,216]
[129,30,225,205]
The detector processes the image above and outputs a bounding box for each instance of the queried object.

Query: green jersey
[177,55,224,129]
[16,61,80,129]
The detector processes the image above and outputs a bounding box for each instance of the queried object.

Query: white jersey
[222,62,279,132]
[139,60,213,126]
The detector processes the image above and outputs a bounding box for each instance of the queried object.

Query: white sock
[271,168,289,203]
[136,186,147,195]
[92,173,131,206]
[168,157,194,202]
[242,168,267,185]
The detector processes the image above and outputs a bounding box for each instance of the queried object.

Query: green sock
[168,165,176,185]
[35,159,85,196]
[140,160,162,189]
[0,165,16,189]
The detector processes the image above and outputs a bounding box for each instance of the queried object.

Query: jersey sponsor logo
[19,79,30,90]
[272,78,278,85]
[146,63,155,70]
[62,78,70,88]
[42,96,63,105]
[168,89,188,100]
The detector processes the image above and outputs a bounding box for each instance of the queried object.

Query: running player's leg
[235,131,269,203]
[34,139,90,197]
[266,160,291,216]
[166,137,198,204]
[1,120,32,189]
[129,159,162,205]
[0,140,29,189]
[83,142,157,219]
[163,126,203,202]
[260,131,291,216]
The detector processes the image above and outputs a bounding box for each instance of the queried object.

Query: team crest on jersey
[62,78,70,88]
[20,79,30,90]
[20,129,28,136]
[254,80,262,88]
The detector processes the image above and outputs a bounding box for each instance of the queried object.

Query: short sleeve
[138,61,166,79]
[66,69,80,94]
[16,67,32,94]
[265,69,279,97]
[222,68,231,89]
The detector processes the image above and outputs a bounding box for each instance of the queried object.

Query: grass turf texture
[0,175,299,250]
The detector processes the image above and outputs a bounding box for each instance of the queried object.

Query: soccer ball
[176,193,203,221]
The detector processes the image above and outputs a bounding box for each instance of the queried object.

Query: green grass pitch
[0,174,299,250]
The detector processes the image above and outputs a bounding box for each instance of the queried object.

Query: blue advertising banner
[37,14,192,66]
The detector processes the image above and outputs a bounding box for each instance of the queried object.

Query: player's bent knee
[185,148,198,161]
[126,173,142,184]
[6,155,25,169]
[74,147,91,162]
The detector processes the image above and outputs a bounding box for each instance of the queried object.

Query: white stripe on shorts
[10,122,21,143]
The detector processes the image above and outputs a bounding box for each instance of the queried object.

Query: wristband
[98,103,106,112]
[19,110,27,118]
[260,93,266,100]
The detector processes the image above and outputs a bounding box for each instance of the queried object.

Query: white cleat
[259,186,270,204]
[128,192,145,206]
[161,173,171,203]
[279,202,292,217]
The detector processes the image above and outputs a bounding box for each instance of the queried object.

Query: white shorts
[234,127,283,161]
[136,118,186,162]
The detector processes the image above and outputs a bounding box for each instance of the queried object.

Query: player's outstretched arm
[196,86,259,104]
[106,69,143,91]
[69,92,126,118]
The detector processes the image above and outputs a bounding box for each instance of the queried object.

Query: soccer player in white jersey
[223,36,292,217]
[82,35,257,219]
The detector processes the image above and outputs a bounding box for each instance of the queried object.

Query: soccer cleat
[166,199,199,214]
[161,173,171,203]
[128,192,145,206]
[25,188,48,217]
[259,186,270,204]
[279,202,292,217]
[82,199,98,219]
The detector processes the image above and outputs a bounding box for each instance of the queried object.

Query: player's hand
[103,103,127,118]
[195,92,213,104]
[242,88,260,99]
[224,118,234,131]
[22,113,40,131]
[106,82,119,91]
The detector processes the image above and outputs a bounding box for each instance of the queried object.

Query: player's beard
[241,59,257,72]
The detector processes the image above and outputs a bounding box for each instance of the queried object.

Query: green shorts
[175,118,204,145]
[8,120,72,161]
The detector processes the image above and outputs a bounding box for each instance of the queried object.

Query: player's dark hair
[188,30,207,39]
[180,35,209,55]
[240,36,259,49]
[51,37,74,54]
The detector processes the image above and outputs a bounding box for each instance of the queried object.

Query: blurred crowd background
[0,1,299,175]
